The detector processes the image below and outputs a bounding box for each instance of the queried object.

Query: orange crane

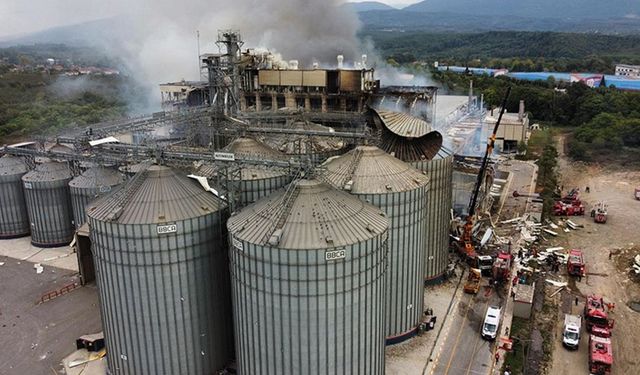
[461,87,511,261]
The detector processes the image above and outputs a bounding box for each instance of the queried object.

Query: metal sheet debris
[545,279,568,287]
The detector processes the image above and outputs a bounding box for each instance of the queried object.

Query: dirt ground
[547,136,640,375]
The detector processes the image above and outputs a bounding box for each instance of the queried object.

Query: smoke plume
[11,0,432,110]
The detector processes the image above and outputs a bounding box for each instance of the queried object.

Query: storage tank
[372,109,453,283]
[69,167,124,229]
[0,156,30,238]
[227,178,389,374]
[87,165,233,375]
[258,121,347,165]
[412,147,454,283]
[22,162,74,247]
[195,137,291,208]
[320,146,429,344]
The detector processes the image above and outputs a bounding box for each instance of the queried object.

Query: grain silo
[0,156,30,238]
[69,167,124,229]
[22,162,75,247]
[320,146,429,344]
[227,178,389,374]
[413,147,454,283]
[372,109,453,283]
[195,137,291,208]
[259,120,347,165]
[87,165,234,375]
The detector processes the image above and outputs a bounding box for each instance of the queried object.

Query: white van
[562,314,581,349]
[482,306,501,340]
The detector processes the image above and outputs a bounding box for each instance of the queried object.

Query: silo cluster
[227,178,389,374]
[321,145,429,343]
[88,165,234,374]
[22,161,75,247]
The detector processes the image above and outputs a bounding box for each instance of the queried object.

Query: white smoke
[105,1,361,93]
[7,0,431,110]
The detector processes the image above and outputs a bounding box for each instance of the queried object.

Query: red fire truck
[584,295,614,333]
[589,334,613,375]
[567,249,586,277]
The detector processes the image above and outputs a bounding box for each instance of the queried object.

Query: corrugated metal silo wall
[238,175,291,208]
[0,172,30,238]
[228,235,388,375]
[90,211,234,375]
[413,154,453,283]
[359,187,427,342]
[23,178,74,246]
[70,186,114,229]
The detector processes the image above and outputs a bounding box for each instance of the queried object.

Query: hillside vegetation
[365,31,640,73]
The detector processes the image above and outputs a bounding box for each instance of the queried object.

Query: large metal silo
[22,162,75,247]
[214,137,291,207]
[69,167,124,229]
[0,156,30,238]
[413,148,454,283]
[372,108,453,283]
[227,178,389,375]
[87,165,234,375]
[320,146,429,344]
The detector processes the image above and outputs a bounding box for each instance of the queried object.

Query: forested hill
[366,31,640,72]
[404,0,640,19]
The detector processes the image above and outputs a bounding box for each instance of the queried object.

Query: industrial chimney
[518,100,525,121]
[468,80,474,112]
[337,55,344,69]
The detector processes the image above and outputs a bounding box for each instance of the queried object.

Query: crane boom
[462,86,512,260]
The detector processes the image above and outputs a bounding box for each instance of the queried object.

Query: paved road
[427,159,535,375]
[429,283,506,375]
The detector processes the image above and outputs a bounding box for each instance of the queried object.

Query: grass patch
[503,317,532,374]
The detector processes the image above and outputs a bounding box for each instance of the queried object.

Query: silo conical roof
[69,167,124,189]
[22,162,72,182]
[0,156,28,176]
[223,137,288,161]
[374,110,433,138]
[260,121,345,155]
[197,137,289,181]
[228,178,388,249]
[47,143,74,154]
[88,165,225,224]
[372,108,444,161]
[321,146,429,193]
